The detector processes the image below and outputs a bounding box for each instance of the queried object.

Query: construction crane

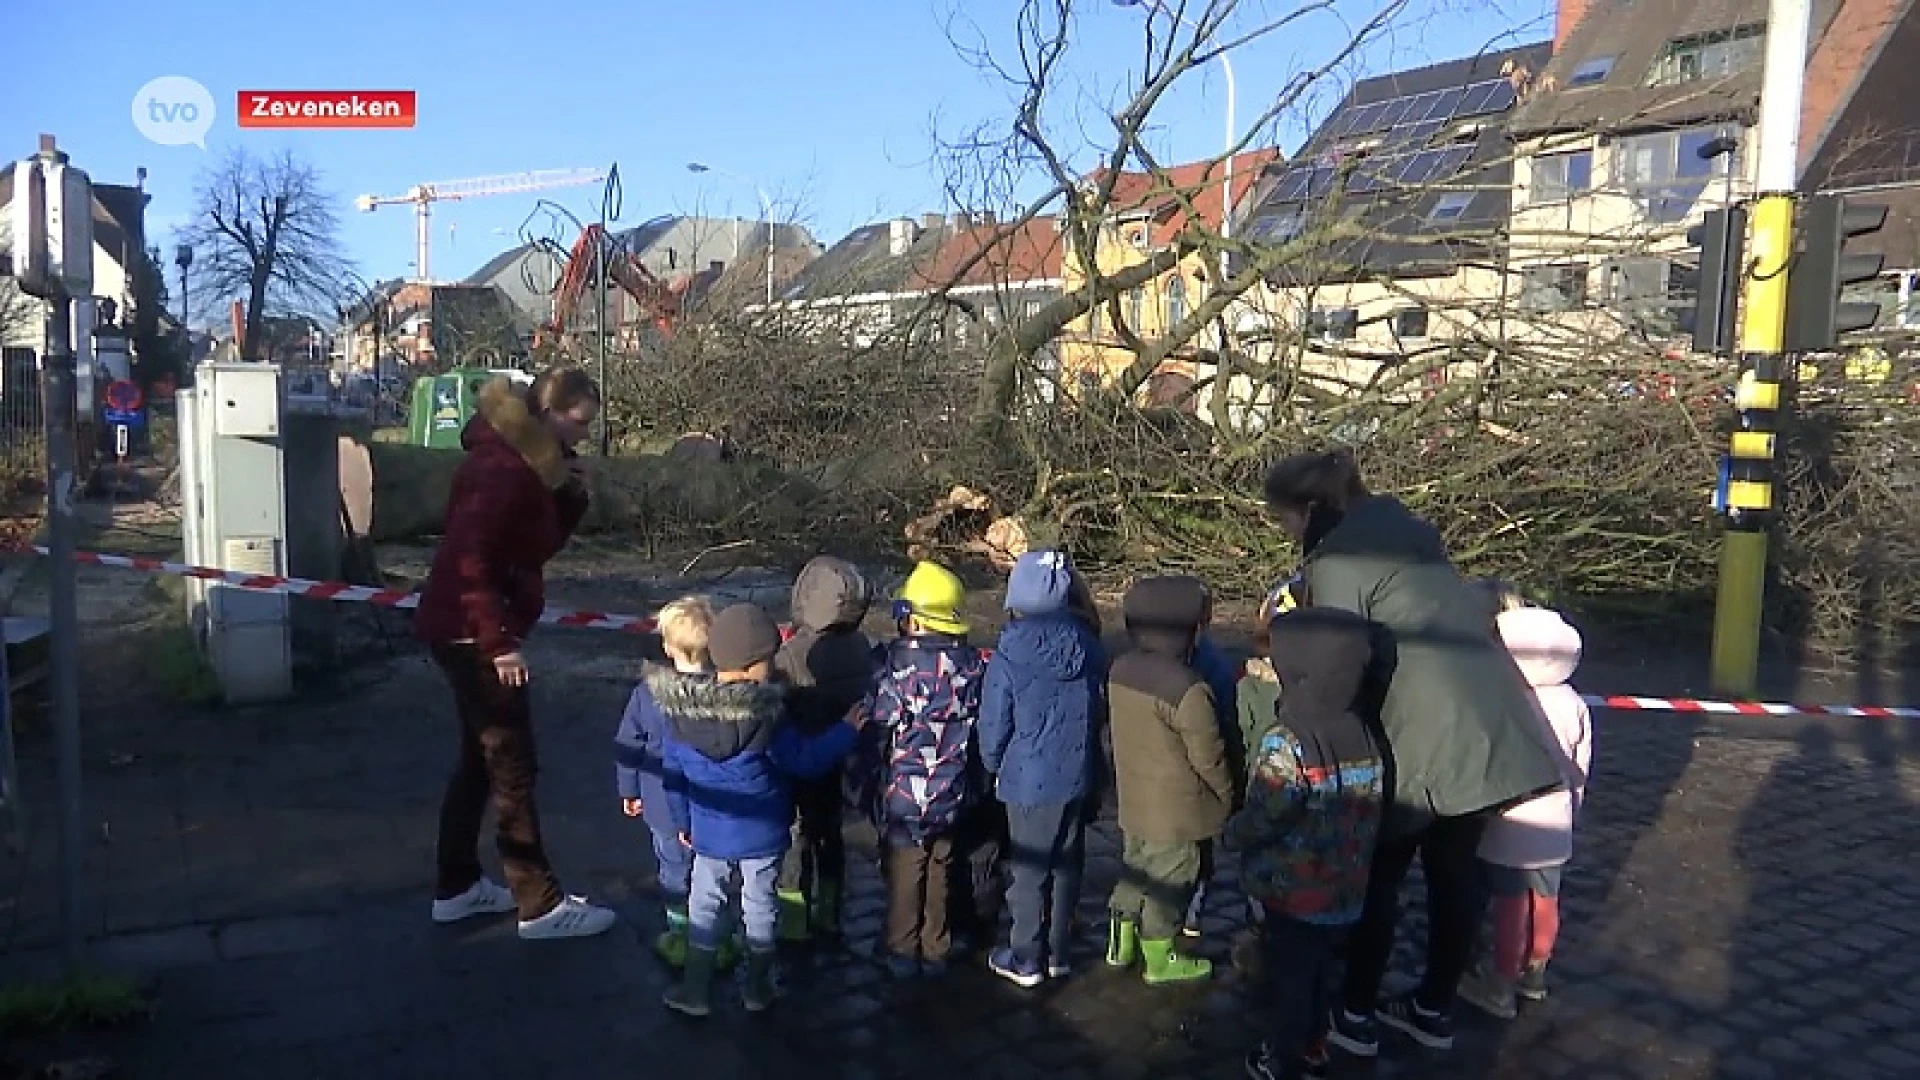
[354,168,606,282]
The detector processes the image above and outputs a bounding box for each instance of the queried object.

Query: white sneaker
[431,878,516,924]
[517,895,618,940]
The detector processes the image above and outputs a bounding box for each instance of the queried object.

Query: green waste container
[406,369,528,449]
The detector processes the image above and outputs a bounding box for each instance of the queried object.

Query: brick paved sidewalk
[6,641,1920,1078]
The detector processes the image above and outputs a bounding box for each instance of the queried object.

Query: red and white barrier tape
[13,546,1920,718]
[1578,694,1919,720]
[34,546,659,634]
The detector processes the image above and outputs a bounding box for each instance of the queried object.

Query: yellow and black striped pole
[1710,192,1792,696]
[1708,0,1813,697]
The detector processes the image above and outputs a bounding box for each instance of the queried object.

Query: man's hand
[493,651,529,688]
[622,798,643,817]
[845,702,870,731]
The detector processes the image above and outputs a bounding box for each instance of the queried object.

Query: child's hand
[677,831,692,848]
[845,702,870,730]
[621,798,643,817]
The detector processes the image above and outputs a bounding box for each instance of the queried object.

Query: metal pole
[594,219,609,456]
[42,294,85,972]
[1710,0,1810,696]
[759,190,776,308]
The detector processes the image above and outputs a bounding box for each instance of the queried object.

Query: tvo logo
[132,76,216,149]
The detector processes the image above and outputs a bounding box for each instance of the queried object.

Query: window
[1531,151,1593,203]
[1129,229,1149,250]
[1612,127,1735,222]
[1165,277,1188,329]
[1604,258,1672,304]
[1394,307,1431,338]
[1428,192,1475,223]
[1519,264,1588,312]
[1126,287,1146,331]
[1307,307,1359,340]
[1568,55,1615,87]
[1089,300,1105,337]
[1649,25,1765,86]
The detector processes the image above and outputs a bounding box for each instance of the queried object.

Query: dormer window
[1648,25,1765,87]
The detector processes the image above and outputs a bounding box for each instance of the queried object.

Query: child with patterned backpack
[856,561,988,979]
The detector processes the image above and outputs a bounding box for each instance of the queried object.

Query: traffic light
[1681,206,1745,355]
[1784,194,1887,351]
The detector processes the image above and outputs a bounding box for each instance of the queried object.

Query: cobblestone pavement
[5,613,1920,1079]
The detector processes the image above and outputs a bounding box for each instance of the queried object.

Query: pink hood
[1497,606,1581,689]
[1479,606,1593,870]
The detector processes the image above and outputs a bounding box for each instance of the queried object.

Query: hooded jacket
[1107,577,1235,844]
[1300,495,1563,834]
[413,378,590,659]
[978,612,1107,807]
[1225,607,1385,925]
[776,556,880,736]
[862,633,987,842]
[614,665,709,836]
[1478,607,1593,870]
[659,675,857,861]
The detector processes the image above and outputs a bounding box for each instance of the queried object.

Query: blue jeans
[689,852,780,952]
[652,826,693,904]
[1004,800,1086,968]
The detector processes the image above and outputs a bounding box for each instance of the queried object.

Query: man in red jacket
[413,368,617,940]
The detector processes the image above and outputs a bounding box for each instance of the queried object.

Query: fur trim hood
[646,666,787,762]
[467,377,569,490]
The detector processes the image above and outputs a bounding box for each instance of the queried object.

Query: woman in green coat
[1261,449,1563,1060]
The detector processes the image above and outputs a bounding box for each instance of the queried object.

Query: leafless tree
[180,147,351,359]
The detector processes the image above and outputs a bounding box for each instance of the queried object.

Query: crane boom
[355,168,607,282]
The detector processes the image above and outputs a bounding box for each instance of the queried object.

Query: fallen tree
[337,435,822,549]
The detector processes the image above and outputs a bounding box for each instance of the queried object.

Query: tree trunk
[339,436,818,543]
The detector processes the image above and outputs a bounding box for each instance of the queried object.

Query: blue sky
[8,0,1553,285]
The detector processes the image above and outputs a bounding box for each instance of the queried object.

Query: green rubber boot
[742,949,779,1013]
[653,906,690,968]
[715,931,743,972]
[1140,937,1213,986]
[662,945,718,1017]
[1105,913,1140,969]
[812,880,843,941]
[776,889,812,943]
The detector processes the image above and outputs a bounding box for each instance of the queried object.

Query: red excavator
[533,223,693,350]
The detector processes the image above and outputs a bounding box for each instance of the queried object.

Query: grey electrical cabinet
[178,363,293,703]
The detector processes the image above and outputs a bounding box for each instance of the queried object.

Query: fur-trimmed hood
[647,666,787,763]
[465,377,569,490]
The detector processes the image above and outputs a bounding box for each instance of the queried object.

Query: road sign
[104,379,143,414]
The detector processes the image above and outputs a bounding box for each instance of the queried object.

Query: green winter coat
[1233,658,1282,798]
[1300,495,1563,836]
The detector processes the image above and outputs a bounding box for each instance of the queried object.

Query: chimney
[1553,0,1591,52]
[979,211,997,227]
[950,212,969,231]
[921,212,945,231]
[888,218,917,257]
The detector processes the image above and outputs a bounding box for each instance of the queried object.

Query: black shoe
[1243,1042,1323,1080]
[1517,962,1549,1001]
[1324,1008,1380,1058]
[1378,991,1454,1051]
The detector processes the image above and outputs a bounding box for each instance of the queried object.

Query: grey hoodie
[775,556,879,735]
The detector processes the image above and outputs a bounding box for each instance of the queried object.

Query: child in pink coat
[1459,587,1592,1020]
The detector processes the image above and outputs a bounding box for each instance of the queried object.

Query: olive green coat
[1301,495,1563,835]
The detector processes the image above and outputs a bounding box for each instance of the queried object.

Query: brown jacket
[1106,577,1235,844]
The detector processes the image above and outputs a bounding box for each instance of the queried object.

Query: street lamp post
[173,243,193,340]
[686,162,777,307]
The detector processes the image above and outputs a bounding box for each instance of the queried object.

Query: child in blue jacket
[615,596,737,971]
[979,549,1108,987]
[660,602,866,1018]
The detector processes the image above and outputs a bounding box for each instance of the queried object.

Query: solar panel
[1374,96,1416,129]
[1344,102,1385,135]
[1396,150,1444,185]
[1422,87,1466,121]
[1272,167,1311,201]
[1466,78,1512,115]
[1455,80,1499,116]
